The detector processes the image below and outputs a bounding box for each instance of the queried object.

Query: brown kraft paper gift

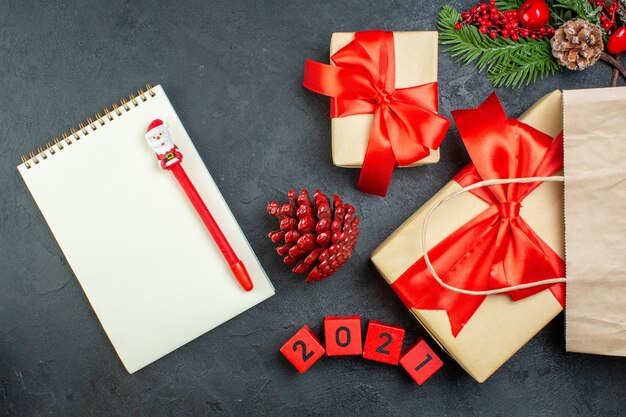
[330,31,440,168]
[371,90,565,382]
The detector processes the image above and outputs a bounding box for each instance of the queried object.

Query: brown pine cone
[619,0,626,24]
[267,189,360,282]
[551,20,604,71]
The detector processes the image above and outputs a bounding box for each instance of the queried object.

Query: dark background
[1,0,625,416]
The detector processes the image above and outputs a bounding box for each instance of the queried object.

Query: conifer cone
[267,190,360,282]
[551,19,604,70]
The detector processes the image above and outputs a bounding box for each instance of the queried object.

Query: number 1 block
[362,320,405,365]
[324,316,363,356]
[399,338,443,385]
[280,325,325,373]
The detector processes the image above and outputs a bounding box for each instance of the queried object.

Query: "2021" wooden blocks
[362,320,405,365]
[399,338,444,385]
[280,317,443,384]
[279,325,325,373]
[324,316,363,356]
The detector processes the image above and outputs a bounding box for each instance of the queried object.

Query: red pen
[144,119,253,291]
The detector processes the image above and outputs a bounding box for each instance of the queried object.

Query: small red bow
[391,93,565,337]
[303,31,450,196]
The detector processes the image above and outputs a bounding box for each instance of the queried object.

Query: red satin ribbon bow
[391,93,565,337]
[303,31,450,197]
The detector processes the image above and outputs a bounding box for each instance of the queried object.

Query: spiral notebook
[17,84,274,373]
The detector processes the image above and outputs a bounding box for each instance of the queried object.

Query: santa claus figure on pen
[145,119,183,169]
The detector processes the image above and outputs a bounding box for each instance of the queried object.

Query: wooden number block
[324,316,363,356]
[362,320,405,365]
[280,325,325,373]
[399,338,443,385]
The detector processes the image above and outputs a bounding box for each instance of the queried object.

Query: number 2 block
[362,320,405,365]
[324,316,363,356]
[280,325,325,373]
[399,338,443,385]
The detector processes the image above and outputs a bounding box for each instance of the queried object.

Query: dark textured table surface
[2,1,625,416]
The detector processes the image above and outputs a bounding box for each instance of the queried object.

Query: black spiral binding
[20,83,157,169]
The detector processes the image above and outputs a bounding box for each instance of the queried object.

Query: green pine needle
[437,4,561,88]
[552,0,602,26]
[498,0,602,26]
[495,0,525,11]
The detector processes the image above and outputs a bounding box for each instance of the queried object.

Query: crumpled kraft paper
[563,87,626,357]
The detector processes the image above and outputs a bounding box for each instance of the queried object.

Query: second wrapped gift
[303,31,450,196]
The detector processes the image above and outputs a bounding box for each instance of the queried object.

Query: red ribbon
[303,31,450,196]
[391,93,565,337]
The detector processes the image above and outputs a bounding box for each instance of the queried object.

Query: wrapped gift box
[371,91,565,383]
[330,31,440,168]
[304,31,449,196]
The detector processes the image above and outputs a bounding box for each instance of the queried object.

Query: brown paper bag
[563,87,626,357]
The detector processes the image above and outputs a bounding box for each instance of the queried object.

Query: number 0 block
[362,320,405,365]
[324,316,363,356]
[399,338,443,385]
[280,325,325,373]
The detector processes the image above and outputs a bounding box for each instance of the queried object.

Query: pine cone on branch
[551,19,604,71]
[619,0,626,23]
[267,189,360,282]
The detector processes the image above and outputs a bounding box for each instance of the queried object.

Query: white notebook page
[17,85,274,373]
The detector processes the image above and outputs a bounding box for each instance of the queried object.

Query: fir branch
[495,0,525,11]
[489,53,561,86]
[498,0,602,28]
[438,4,561,88]
[552,0,602,26]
